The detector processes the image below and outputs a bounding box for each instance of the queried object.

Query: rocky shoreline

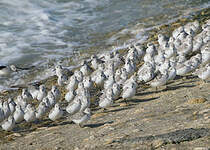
[0,7,209,150]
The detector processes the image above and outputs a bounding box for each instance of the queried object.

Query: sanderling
[49,103,63,121]
[1,116,15,131]
[24,104,36,122]
[65,90,76,103]
[51,85,61,101]
[83,76,93,90]
[99,90,113,109]
[71,108,91,128]
[66,75,78,91]
[37,85,47,101]
[8,98,16,114]
[3,101,11,119]
[149,70,169,90]
[0,65,17,77]
[122,82,136,103]
[13,105,24,123]
[47,91,56,107]
[36,101,47,119]
[194,63,210,83]
[66,97,81,115]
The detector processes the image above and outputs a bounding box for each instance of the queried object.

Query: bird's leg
[101,108,107,112]
[124,98,128,104]
[164,85,168,90]
[93,82,97,88]
[79,124,84,128]
[202,79,207,84]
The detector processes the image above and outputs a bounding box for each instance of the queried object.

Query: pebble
[187,98,207,104]
[152,139,165,148]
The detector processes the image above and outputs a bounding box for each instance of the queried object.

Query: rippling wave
[0,0,209,89]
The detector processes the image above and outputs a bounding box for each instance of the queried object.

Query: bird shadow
[126,97,160,104]
[106,106,133,113]
[85,121,114,128]
[138,83,196,96]
[37,119,73,128]
[162,84,196,92]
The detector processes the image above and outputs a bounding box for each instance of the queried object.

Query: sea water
[0,0,209,89]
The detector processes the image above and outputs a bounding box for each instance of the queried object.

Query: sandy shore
[0,74,209,150]
[0,7,209,150]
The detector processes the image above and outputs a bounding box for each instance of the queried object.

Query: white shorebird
[1,116,15,131]
[178,35,193,55]
[66,97,81,115]
[36,101,47,119]
[8,98,16,114]
[80,93,90,112]
[43,97,51,109]
[55,65,73,77]
[94,71,106,88]
[137,63,155,83]
[71,108,91,128]
[164,43,177,59]
[146,43,157,56]
[65,90,76,103]
[99,90,113,109]
[193,36,203,52]
[75,82,85,96]
[112,51,124,69]
[49,103,63,121]
[124,59,135,76]
[104,74,115,89]
[16,95,27,111]
[201,46,210,65]
[104,52,113,62]
[91,55,104,70]
[126,49,138,64]
[51,85,60,101]
[123,74,137,90]
[47,91,56,107]
[0,107,4,123]
[37,85,47,101]
[66,75,78,91]
[115,68,122,83]
[117,68,128,85]
[83,76,93,90]
[3,101,11,119]
[194,63,210,83]
[133,43,145,59]
[112,83,121,100]
[158,34,168,49]
[172,26,184,39]
[13,105,24,123]
[57,74,68,86]
[24,104,36,122]
[167,67,177,81]
[104,62,115,78]
[149,70,169,90]
[122,82,136,103]
[22,88,33,102]
[144,53,154,63]
[80,60,93,76]
[74,70,84,82]
[55,65,63,77]
[0,65,17,77]
[176,63,192,76]
[155,50,165,68]
[29,84,39,99]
